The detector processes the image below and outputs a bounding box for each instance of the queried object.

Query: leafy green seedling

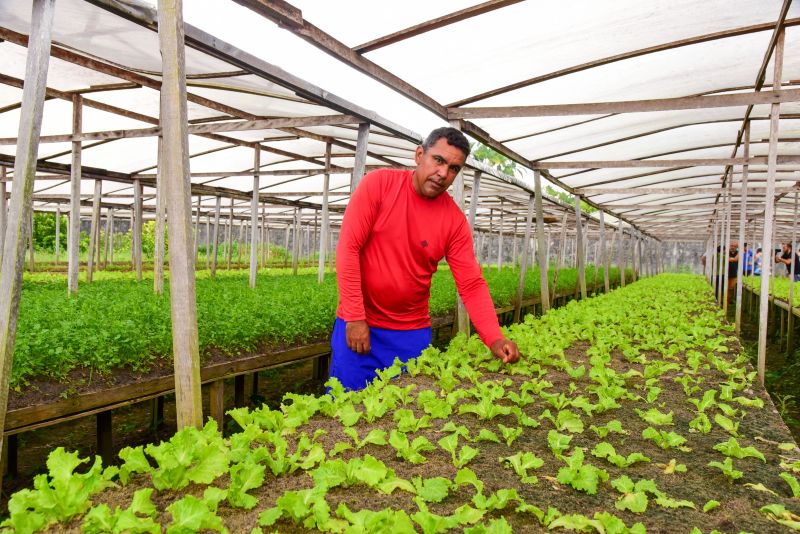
[497,424,522,446]
[411,476,452,503]
[540,409,584,433]
[454,467,484,496]
[547,430,573,456]
[335,503,415,533]
[689,413,712,434]
[438,433,479,468]
[82,488,159,534]
[393,409,431,433]
[591,442,650,468]
[556,448,609,495]
[589,420,627,438]
[779,472,800,497]
[760,504,800,530]
[636,408,673,426]
[417,389,453,419]
[712,437,765,462]
[474,428,501,443]
[703,500,720,513]
[707,458,743,482]
[656,459,687,474]
[610,475,659,513]
[459,397,512,420]
[641,427,689,450]
[713,413,739,437]
[687,389,717,413]
[389,430,435,464]
[166,489,228,534]
[500,452,544,484]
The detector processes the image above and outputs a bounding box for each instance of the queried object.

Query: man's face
[412,138,467,199]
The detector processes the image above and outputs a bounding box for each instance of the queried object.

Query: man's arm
[336,173,382,353]
[445,217,520,364]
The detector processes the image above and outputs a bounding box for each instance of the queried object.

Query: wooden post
[154,139,166,295]
[0,169,5,267]
[193,196,201,262]
[108,208,115,266]
[87,180,101,283]
[351,123,370,192]
[261,202,268,268]
[533,171,550,312]
[550,212,568,307]
[292,207,301,275]
[234,375,246,408]
[68,94,81,295]
[512,223,519,267]
[54,204,60,265]
[0,0,55,463]
[468,171,481,242]
[209,380,224,430]
[599,210,610,293]
[96,411,112,467]
[318,142,332,284]
[211,196,221,276]
[27,211,35,272]
[618,221,626,287]
[514,194,535,322]
[102,208,111,269]
[133,179,143,281]
[226,198,233,270]
[158,0,203,428]
[757,27,784,386]
[204,214,210,270]
[249,148,260,288]
[497,200,504,271]
[574,194,587,299]
[788,190,798,357]
[722,172,733,315]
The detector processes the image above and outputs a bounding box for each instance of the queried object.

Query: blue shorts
[329,317,432,391]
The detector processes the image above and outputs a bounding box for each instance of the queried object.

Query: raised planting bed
[18,275,783,534]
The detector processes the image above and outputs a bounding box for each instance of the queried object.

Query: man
[742,243,753,276]
[331,127,520,391]
[777,242,800,281]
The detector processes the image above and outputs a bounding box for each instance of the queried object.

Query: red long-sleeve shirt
[336,169,503,348]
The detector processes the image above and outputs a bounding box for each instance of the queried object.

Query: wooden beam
[577,186,797,196]
[351,123,370,192]
[154,139,166,295]
[575,194,586,298]
[249,149,260,289]
[211,196,222,276]
[448,17,800,107]
[86,179,102,283]
[0,0,55,466]
[531,155,800,169]
[0,114,361,145]
[514,193,535,322]
[353,0,523,54]
[534,171,550,312]
[735,121,751,334]
[158,0,203,429]
[449,88,800,119]
[318,142,331,284]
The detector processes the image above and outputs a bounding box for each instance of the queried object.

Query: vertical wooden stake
[96,411,112,467]
[351,123,369,192]
[154,138,166,295]
[87,180,101,283]
[757,28,785,386]
[226,198,233,270]
[618,221,626,287]
[599,210,610,293]
[249,148,260,288]
[211,196,221,276]
[318,142,332,284]
[68,94,81,295]
[497,200,505,271]
[209,380,224,430]
[533,171,550,312]
[54,204,60,265]
[133,179,143,281]
[292,208,301,275]
[158,0,203,428]
[0,169,5,266]
[514,194,535,322]
[0,0,55,463]
[574,194,587,299]
[735,123,750,334]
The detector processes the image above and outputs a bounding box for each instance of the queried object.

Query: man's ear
[415,145,424,165]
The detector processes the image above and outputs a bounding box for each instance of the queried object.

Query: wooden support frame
[133,179,143,281]
[292,207,301,275]
[514,194,535,322]
[158,0,203,429]
[0,0,55,463]
[318,142,332,284]
[757,28,785,386]
[533,171,550,312]
[154,139,166,294]
[574,194,587,299]
[249,148,260,289]
[599,210,610,293]
[211,196,221,276]
[87,179,102,283]
[788,191,798,356]
[68,94,81,295]
[351,123,370,192]
[209,380,224,430]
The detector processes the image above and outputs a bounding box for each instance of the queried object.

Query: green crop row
[12,265,627,388]
[742,275,800,307]
[5,274,798,533]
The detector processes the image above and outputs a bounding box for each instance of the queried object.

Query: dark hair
[421,127,470,158]
[757,248,762,253]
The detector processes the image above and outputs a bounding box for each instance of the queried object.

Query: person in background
[332,127,521,391]
[753,248,762,276]
[777,242,800,281]
[742,243,753,276]
[725,242,739,299]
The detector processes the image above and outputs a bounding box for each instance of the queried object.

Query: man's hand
[346,320,371,354]
[490,338,520,364]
